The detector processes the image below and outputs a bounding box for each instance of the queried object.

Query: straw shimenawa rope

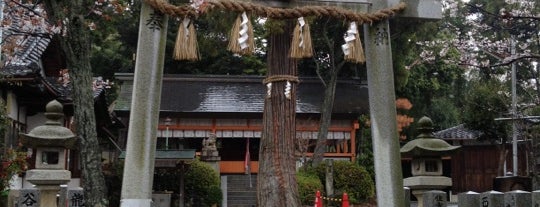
[290,17,313,59]
[228,12,255,55]
[144,0,406,24]
[173,18,200,61]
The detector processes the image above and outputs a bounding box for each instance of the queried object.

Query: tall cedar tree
[257,20,301,207]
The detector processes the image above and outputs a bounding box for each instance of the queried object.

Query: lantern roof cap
[400,116,460,158]
[20,100,77,148]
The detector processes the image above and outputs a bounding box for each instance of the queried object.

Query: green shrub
[185,159,222,206]
[205,185,223,205]
[311,160,375,204]
[296,171,323,205]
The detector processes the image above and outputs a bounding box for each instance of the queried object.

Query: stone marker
[68,187,85,207]
[457,191,479,207]
[504,190,531,207]
[422,190,446,207]
[18,189,39,207]
[325,159,334,197]
[7,189,20,207]
[532,190,540,207]
[152,193,172,207]
[480,190,504,207]
[58,185,68,207]
[404,187,411,207]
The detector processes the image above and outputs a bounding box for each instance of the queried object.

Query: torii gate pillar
[364,17,406,207]
[363,1,441,206]
[120,1,168,207]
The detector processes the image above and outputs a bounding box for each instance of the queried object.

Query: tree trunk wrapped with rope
[258,21,301,207]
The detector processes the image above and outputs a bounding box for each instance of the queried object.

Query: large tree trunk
[257,21,301,207]
[43,1,109,206]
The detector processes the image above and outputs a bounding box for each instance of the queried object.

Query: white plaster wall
[4,91,28,125]
[26,113,47,131]
[6,91,19,120]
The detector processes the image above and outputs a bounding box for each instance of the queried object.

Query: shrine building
[113,73,369,174]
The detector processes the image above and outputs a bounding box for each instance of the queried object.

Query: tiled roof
[41,76,110,101]
[3,36,51,68]
[114,73,369,116]
[0,6,109,106]
[41,76,72,101]
[0,63,40,77]
[1,6,51,76]
[434,124,483,140]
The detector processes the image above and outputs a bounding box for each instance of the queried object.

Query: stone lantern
[19,100,77,207]
[400,116,460,207]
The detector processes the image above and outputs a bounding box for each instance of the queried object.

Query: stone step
[228,190,257,194]
[226,175,257,207]
[228,191,257,206]
[227,175,257,181]
[227,201,257,207]
[228,181,256,187]
[227,175,257,191]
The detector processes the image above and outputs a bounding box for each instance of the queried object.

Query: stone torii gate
[119,0,442,206]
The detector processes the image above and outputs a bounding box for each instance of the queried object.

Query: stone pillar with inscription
[533,190,540,207]
[17,189,39,207]
[504,190,531,207]
[422,190,447,207]
[457,191,480,207]
[120,0,168,206]
[364,1,405,204]
[364,1,442,206]
[480,190,505,207]
[68,187,85,207]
